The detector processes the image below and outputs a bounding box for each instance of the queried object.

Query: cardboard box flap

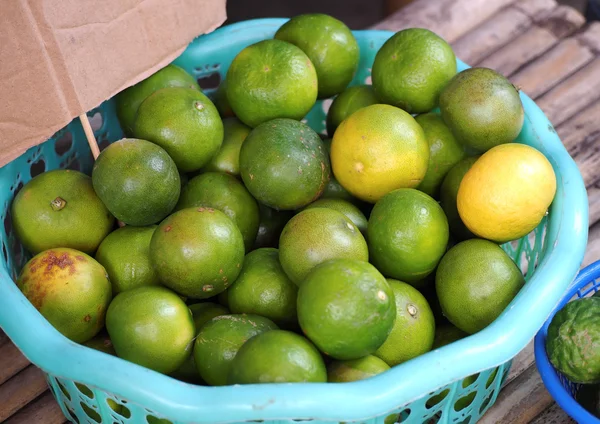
[0,0,226,167]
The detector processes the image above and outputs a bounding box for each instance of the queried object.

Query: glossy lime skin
[17,248,112,343]
[12,170,114,255]
[226,39,318,128]
[149,207,245,299]
[279,208,369,285]
[368,188,449,283]
[95,226,160,294]
[92,138,180,226]
[106,286,195,374]
[275,14,359,99]
[439,67,524,152]
[116,64,199,135]
[297,259,396,360]
[228,330,326,384]
[134,87,224,172]
[240,118,330,210]
[326,85,378,136]
[176,172,259,251]
[302,198,368,236]
[203,118,251,176]
[228,248,298,328]
[327,355,390,383]
[547,297,600,384]
[372,28,456,114]
[194,314,277,386]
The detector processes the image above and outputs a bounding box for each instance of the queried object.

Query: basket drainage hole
[75,383,94,399]
[479,393,494,414]
[57,381,71,401]
[30,159,45,178]
[67,158,81,172]
[454,392,476,412]
[2,243,8,262]
[384,413,401,424]
[426,389,449,408]
[98,137,111,152]
[485,368,499,389]
[89,112,103,132]
[81,402,101,423]
[4,213,11,237]
[117,404,131,418]
[398,408,411,423]
[197,72,221,90]
[55,131,73,156]
[147,415,173,424]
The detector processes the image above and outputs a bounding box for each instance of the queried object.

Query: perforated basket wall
[0,18,588,424]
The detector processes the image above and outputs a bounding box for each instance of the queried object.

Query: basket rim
[534,261,600,424]
[0,17,589,423]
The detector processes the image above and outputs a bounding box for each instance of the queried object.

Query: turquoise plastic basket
[0,18,589,424]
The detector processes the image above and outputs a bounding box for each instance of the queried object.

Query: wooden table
[1,0,599,422]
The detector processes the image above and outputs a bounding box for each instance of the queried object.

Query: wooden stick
[79,113,100,160]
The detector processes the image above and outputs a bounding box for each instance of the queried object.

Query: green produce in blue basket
[546,297,600,384]
[327,355,390,383]
[12,169,114,255]
[202,117,251,176]
[17,248,112,343]
[92,138,180,226]
[326,85,378,137]
[252,203,294,250]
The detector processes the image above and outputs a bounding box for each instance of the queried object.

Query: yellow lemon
[330,104,429,203]
[457,143,556,243]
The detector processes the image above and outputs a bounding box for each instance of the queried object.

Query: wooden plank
[588,185,600,226]
[505,340,535,387]
[479,5,585,76]
[0,342,30,385]
[0,329,8,347]
[572,136,600,189]
[556,96,600,159]
[530,403,576,424]
[372,0,517,43]
[479,365,554,424]
[0,366,49,422]
[4,391,66,424]
[583,221,600,268]
[513,0,557,17]
[578,21,600,54]
[510,37,595,99]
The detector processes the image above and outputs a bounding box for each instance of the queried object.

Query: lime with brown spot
[194,314,277,386]
[83,331,116,355]
[134,87,223,172]
[297,258,396,360]
[228,248,298,328]
[327,355,390,382]
[203,118,250,176]
[226,39,318,127]
[176,172,259,251]
[253,204,294,249]
[116,64,199,135]
[275,14,359,99]
[279,208,368,285]
[302,198,367,236]
[240,118,330,210]
[95,226,160,294]
[106,286,195,374]
[12,169,114,255]
[17,248,111,343]
[228,330,326,384]
[326,85,378,136]
[415,113,466,198]
[374,279,435,366]
[149,207,245,299]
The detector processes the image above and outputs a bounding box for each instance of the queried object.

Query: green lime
[134,87,224,172]
[375,279,435,365]
[83,331,116,356]
[372,28,456,114]
[95,226,160,294]
[415,113,466,198]
[239,118,330,210]
[279,208,368,285]
[439,157,479,241]
[302,198,367,236]
[275,14,359,99]
[116,64,199,135]
[12,170,114,255]
[176,172,259,251]
[432,324,469,349]
[149,207,245,299]
[228,330,326,384]
[227,248,298,327]
[92,139,180,226]
[226,39,318,127]
[17,248,111,343]
[297,258,396,360]
[327,355,390,382]
[546,297,600,384]
[203,118,250,176]
[194,314,277,385]
[214,80,235,118]
[320,138,357,203]
[106,286,195,374]
[253,204,294,249]
[326,85,378,136]
[368,188,449,283]
[436,239,525,334]
[439,67,524,152]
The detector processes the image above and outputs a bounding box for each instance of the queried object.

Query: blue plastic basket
[0,18,589,424]
[535,261,600,423]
